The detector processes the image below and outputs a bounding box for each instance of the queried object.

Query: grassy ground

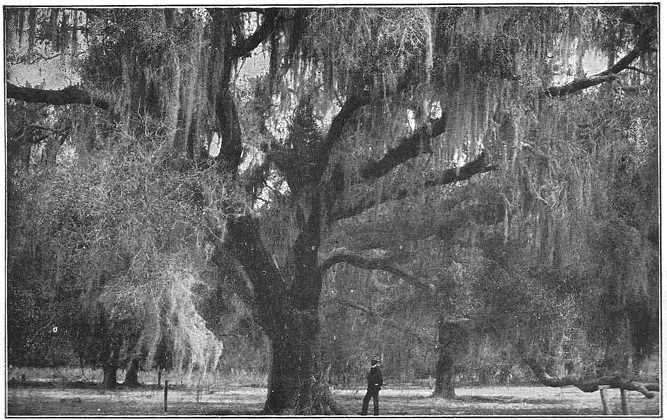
[7,382,660,416]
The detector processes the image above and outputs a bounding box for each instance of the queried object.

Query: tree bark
[214,88,243,174]
[600,387,610,414]
[263,311,345,414]
[211,194,343,414]
[124,358,141,387]
[543,25,655,97]
[202,13,342,408]
[97,304,119,390]
[620,388,629,414]
[333,152,498,221]
[101,339,121,389]
[319,248,434,292]
[263,308,319,414]
[360,116,447,180]
[434,352,457,399]
[521,348,657,398]
[7,82,110,109]
[433,318,469,399]
[263,193,342,414]
[207,9,280,176]
[102,362,118,389]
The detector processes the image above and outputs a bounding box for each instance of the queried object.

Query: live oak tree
[6,138,226,388]
[300,6,658,401]
[6,6,657,412]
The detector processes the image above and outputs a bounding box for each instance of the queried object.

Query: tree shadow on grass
[453,395,569,405]
[168,403,263,416]
[8,380,99,389]
[9,392,265,416]
[8,379,185,391]
[380,394,566,405]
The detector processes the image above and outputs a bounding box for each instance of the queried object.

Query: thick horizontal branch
[360,116,447,180]
[319,248,434,292]
[543,75,618,97]
[7,83,110,110]
[333,152,498,221]
[517,339,660,399]
[425,151,498,187]
[543,26,655,97]
[334,297,433,344]
[598,27,654,77]
[523,354,657,398]
[325,186,503,255]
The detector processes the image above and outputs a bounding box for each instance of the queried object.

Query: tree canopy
[6,5,658,413]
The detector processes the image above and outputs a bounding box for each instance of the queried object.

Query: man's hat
[371,356,380,364]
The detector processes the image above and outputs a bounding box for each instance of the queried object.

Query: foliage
[5,6,658,397]
[6,121,242,371]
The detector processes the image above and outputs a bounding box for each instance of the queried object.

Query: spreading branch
[360,116,447,180]
[543,75,618,97]
[517,339,659,399]
[544,26,655,97]
[333,297,433,344]
[424,151,498,187]
[319,248,434,292]
[7,82,110,110]
[522,353,657,399]
[333,152,498,221]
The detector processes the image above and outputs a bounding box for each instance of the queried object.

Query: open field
[7,382,660,416]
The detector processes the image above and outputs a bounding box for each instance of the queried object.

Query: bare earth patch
[7,383,660,416]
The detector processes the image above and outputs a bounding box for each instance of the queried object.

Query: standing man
[361,356,383,415]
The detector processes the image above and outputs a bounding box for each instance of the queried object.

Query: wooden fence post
[164,380,169,412]
[599,386,610,415]
[620,388,628,415]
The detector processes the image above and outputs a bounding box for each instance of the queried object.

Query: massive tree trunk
[248,270,341,414]
[210,193,342,414]
[97,304,120,390]
[102,362,118,390]
[433,352,457,399]
[101,339,120,390]
[264,308,321,413]
[123,358,141,387]
[432,317,469,399]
